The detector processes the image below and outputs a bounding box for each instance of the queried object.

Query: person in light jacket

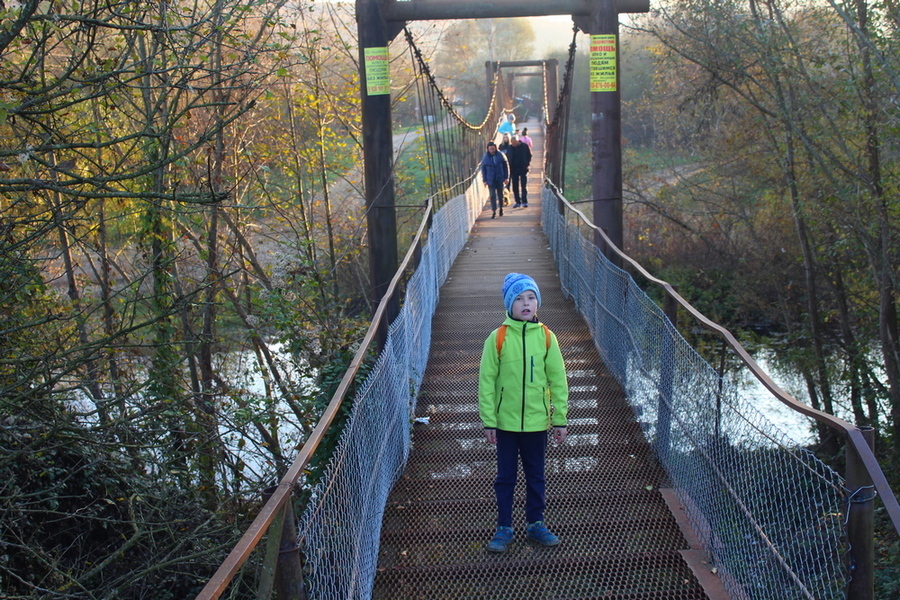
[479,273,569,553]
[498,112,516,136]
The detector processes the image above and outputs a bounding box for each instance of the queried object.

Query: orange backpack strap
[496,324,551,356]
[495,325,507,356]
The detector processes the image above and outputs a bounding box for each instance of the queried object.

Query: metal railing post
[846,425,875,600]
[656,294,677,463]
[274,499,306,600]
[714,339,727,440]
[257,487,307,600]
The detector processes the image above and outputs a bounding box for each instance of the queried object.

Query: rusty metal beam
[493,60,549,68]
[384,0,650,22]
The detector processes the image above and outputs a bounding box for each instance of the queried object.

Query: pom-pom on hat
[502,273,541,314]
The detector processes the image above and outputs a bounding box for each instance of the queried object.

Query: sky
[530,16,583,54]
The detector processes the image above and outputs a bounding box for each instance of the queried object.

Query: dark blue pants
[488,183,505,211]
[494,429,548,527]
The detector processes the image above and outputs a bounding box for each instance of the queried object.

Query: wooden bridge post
[256,486,307,600]
[588,0,623,264]
[273,500,307,600]
[845,426,875,600]
[357,0,403,350]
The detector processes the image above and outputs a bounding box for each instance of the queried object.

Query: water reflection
[734,349,818,444]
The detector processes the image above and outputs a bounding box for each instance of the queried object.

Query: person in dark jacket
[506,135,532,208]
[480,141,509,219]
[498,133,511,155]
[479,273,569,553]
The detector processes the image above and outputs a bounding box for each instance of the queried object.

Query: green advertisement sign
[590,35,617,92]
[365,47,390,96]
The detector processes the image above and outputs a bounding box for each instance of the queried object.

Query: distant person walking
[519,128,533,149]
[480,141,509,219]
[498,113,516,136]
[497,133,512,205]
[506,135,532,208]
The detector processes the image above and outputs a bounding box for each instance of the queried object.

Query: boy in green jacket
[479,273,569,553]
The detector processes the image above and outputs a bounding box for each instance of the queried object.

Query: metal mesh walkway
[373,125,712,599]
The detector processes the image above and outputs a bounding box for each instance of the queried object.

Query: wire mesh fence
[296,176,487,600]
[542,187,848,600]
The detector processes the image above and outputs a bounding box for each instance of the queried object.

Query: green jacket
[478,316,569,432]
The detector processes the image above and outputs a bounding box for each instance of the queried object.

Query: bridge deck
[373,123,717,599]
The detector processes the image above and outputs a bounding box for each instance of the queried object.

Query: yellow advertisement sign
[590,35,617,92]
[365,47,390,96]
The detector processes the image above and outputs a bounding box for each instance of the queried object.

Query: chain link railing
[542,183,900,600]
[294,177,485,598]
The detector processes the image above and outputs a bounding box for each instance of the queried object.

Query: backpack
[496,323,551,356]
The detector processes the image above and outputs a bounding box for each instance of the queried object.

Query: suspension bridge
[196,9,900,600]
[370,121,720,599]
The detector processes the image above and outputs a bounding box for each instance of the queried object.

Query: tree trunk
[832,269,869,426]
[48,182,108,422]
[855,0,900,443]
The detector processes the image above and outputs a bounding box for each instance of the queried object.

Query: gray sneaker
[486,526,514,552]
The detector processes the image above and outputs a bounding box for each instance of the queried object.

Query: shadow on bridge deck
[374,124,721,599]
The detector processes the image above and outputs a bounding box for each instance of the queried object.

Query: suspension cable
[547,26,579,130]
[402,26,508,209]
[403,26,498,132]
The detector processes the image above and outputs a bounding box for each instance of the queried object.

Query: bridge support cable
[542,28,578,191]
[542,184,900,600]
[483,61,513,116]
[403,27,499,211]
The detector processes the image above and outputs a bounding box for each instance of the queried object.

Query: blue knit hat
[502,273,541,314]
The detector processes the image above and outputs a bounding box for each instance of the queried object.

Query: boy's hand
[552,426,567,444]
[485,429,497,444]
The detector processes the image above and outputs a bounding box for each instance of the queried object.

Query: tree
[433,18,536,114]
[628,0,900,447]
[0,0,376,594]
